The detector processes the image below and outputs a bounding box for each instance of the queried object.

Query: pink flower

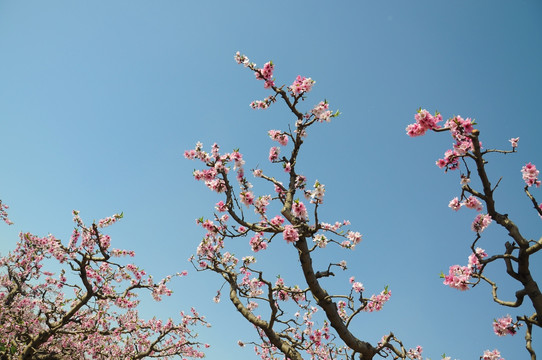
[463,196,483,211]
[407,346,423,360]
[283,225,299,243]
[250,100,269,109]
[445,115,474,136]
[234,51,250,66]
[468,247,488,270]
[270,215,285,227]
[363,288,391,312]
[481,349,504,360]
[509,137,519,148]
[471,213,492,233]
[493,315,520,336]
[346,231,362,244]
[311,101,333,122]
[268,130,288,146]
[215,201,227,212]
[290,75,315,95]
[284,162,291,173]
[448,197,461,211]
[443,265,472,291]
[352,281,364,293]
[405,109,442,137]
[254,61,275,88]
[249,232,267,252]
[269,147,280,162]
[313,234,328,248]
[291,200,308,221]
[436,149,459,170]
[240,191,254,207]
[521,162,541,187]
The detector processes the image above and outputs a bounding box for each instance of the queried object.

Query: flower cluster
[290,75,315,95]
[0,200,13,225]
[443,248,487,290]
[405,109,443,137]
[292,200,309,221]
[468,247,488,270]
[283,225,299,243]
[493,315,520,336]
[309,180,325,204]
[349,276,364,293]
[311,101,333,122]
[363,287,391,312]
[268,129,289,146]
[0,212,207,359]
[250,95,276,109]
[521,162,540,187]
[471,213,492,233]
[234,51,251,67]
[407,345,423,360]
[443,265,472,291]
[481,349,504,360]
[254,61,275,89]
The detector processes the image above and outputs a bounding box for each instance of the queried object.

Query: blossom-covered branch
[407,109,541,359]
[0,208,207,359]
[186,53,432,360]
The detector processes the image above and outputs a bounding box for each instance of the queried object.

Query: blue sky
[1,1,541,359]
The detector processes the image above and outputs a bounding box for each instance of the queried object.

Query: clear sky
[1,1,541,359]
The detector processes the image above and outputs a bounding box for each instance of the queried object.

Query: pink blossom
[407,346,423,360]
[270,215,285,227]
[481,349,504,360]
[448,197,461,211]
[269,146,280,162]
[310,180,325,204]
[254,61,275,88]
[463,196,483,211]
[215,201,227,212]
[283,225,299,243]
[405,109,442,137]
[250,100,269,109]
[234,51,250,67]
[313,234,328,248]
[290,75,315,95]
[468,247,488,270]
[249,232,267,252]
[252,168,263,177]
[471,213,492,233]
[521,162,541,187]
[509,137,519,148]
[493,315,520,336]
[346,231,362,244]
[443,265,472,291]
[254,195,271,215]
[311,101,333,122]
[436,149,459,170]
[445,115,474,136]
[240,191,254,207]
[352,281,364,293]
[284,162,291,173]
[268,130,288,146]
[363,288,391,312]
[291,200,308,221]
